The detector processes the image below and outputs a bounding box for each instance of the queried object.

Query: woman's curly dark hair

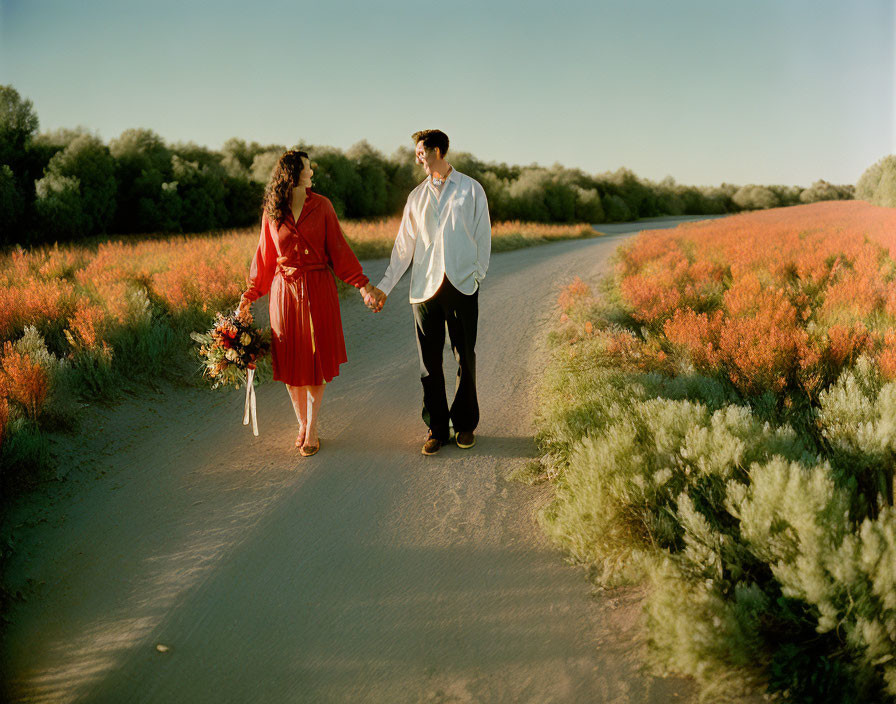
[263,150,310,225]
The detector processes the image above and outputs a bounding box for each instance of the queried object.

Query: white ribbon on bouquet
[243,367,259,436]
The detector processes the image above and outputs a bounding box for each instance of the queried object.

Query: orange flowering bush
[615,201,896,397]
[557,276,591,312]
[0,342,50,422]
[0,219,595,352]
[663,308,722,371]
[65,300,108,350]
[0,276,77,340]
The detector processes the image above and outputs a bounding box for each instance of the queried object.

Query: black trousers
[412,277,479,442]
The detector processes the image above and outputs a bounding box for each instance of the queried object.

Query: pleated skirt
[268,270,347,386]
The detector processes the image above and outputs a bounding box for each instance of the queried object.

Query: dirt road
[2,218,711,703]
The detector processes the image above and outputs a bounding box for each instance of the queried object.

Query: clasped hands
[360,284,386,313]
[239,288,384,313]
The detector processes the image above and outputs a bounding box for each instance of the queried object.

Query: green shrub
[646,560,768,698]
[817,357,896,518]
[536,281,896,700]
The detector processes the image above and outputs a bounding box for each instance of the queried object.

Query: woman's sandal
[295,425,307,448]
[300,439,320,457]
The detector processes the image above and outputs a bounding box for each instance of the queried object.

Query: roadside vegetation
[0,218,595,492]
[535,201,896,702]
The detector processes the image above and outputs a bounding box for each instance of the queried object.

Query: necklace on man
[432,166,451,188]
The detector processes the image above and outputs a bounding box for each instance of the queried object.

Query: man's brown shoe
[456,431,476,449]
[422,432,443,456]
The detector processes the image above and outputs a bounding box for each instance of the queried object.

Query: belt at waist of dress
[275,262,328,282]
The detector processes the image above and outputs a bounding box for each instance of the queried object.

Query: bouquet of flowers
[191,309,271,434]
[191,309,270,388]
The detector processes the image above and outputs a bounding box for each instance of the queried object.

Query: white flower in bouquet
[240,332,252,346]
[225,348,239,361]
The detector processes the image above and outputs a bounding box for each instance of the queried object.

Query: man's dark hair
[412,129,449,157]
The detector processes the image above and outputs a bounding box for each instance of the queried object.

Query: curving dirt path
[2,217,718,704]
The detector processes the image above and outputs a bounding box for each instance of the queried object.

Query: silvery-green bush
[817,357,896,518]
[538,303,896,700]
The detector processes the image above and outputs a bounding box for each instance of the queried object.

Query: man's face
[415,141,440,176]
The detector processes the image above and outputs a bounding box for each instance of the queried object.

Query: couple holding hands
[238,130,492,457]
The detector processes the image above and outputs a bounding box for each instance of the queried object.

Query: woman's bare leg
[286,384,308,446]
[304,384,325,447]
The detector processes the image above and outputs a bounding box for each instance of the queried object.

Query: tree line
[1,85,856,247]
[856,154,896,208]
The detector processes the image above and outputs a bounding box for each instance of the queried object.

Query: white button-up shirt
[377,168,491,303]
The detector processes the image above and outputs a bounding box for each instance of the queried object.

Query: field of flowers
[0,219,596,483]
[537,201,896,702]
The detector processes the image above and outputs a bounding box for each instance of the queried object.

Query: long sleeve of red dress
[323,202,369,289]
[243,214,276,302]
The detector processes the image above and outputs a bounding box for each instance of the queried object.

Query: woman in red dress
[239,150,375,456]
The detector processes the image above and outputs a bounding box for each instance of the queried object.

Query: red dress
[242,190,369,386]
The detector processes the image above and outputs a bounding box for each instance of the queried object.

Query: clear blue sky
[1,0,893,186]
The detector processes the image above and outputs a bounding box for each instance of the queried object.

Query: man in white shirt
[367,130,491,455]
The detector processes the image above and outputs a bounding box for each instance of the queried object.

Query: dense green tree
[0,85,39,167]
[800,179,853,204]
[450,151,489,184]
[656,176,686,216]
[133,170,181,232]
[733,184,779,210]
[0,86,42,244]
[857,155,896,208]
[573,186,605,223]
[110,128,171,173]
[345,141,390,218]
[602,193,632,221]
[507,169,553,221]
[171,155,228,231]
[249,150,281,185]
[769,184,802,207]
[109,128,173,232]
[33,127,92,151]
[34,171,86,240]
[311,148,361,217]
[34,134,117,239]
[0,164,25,239]
[220,137,255,178]
[476,171,510,219]
[603,167,658,218]
[383,148,419,212]
[223,138,287,179]
[223,176,263,228]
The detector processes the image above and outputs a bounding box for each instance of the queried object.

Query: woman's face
[296,156,313,188]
